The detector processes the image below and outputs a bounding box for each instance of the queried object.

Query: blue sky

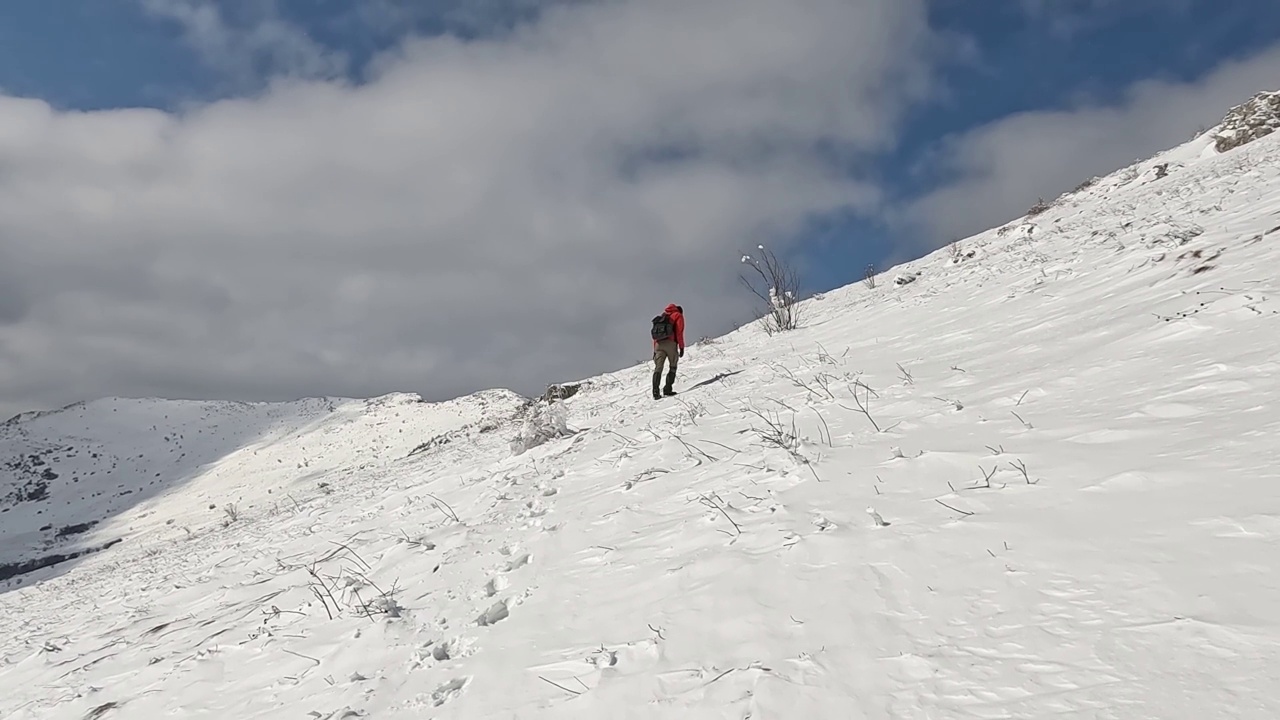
[2,0,1280,416]
[821,0,1280,285]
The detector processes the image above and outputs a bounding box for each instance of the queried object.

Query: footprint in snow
[431,677,469,706]
[484,575,510,597]
[502,552,533,573]
[597,639,661,676]
[476,599,510,626]
[519,499,549,519]
[422,636,476,663]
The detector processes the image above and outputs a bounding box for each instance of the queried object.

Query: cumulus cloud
[0,0,934,419]
[896,43,1280,256]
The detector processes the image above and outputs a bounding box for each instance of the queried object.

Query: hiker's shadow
[686,370,744,391]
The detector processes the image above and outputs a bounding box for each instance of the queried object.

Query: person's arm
[677,315,686,350]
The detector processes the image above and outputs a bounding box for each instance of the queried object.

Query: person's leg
[661,341,679,395]
[652,346,667,399]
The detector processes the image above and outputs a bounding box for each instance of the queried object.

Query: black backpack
[650,313,674,341]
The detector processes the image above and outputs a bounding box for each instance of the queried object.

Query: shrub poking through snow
[510,400,571,455]
[739,244,802,335]
[948,241,975,264]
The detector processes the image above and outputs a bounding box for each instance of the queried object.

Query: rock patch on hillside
[1215,91,1280,153]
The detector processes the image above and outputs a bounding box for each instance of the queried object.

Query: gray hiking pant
[653,340,678,394]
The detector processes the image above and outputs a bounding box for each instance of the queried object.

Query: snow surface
[4,128,1280,719]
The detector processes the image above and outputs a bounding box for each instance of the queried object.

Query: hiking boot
[663,388,677,396]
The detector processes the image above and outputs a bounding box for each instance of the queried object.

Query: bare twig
[777,365,836,400]
[840,380,882,432]
[812,407,832,446]
[674,434,717,462]
[814,373,837,399]
[699,494,743,536]
[327,541,371,571]
[603,428,638,446]
[309,586,333,620]
[697,438,740,455]
[708,668,736,684]
[1016,390,1029,406]
[398,530,428,548]
[765,396,800,413]
[744,405,822,481]
[968,465,998,490]
[282,649,321,666]
[934,498,974,517]
[1011,410,1033,429]
[423,493,459,523]
[745,406,797,450]
[676,398,708,425]
[306,564,341,619]
[539,676,583,696]
[1010,459,1037,485]
[896,363,914,385]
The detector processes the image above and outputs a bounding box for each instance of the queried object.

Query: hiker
[650,303,685,399]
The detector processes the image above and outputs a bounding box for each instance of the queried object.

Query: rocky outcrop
[1214,91,1280,153]
[542,381,586,402]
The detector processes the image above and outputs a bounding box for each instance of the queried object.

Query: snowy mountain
[3,98,1280,718]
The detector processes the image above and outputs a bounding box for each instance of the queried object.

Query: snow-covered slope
[0,391,528,584]
[4,114,1280,719]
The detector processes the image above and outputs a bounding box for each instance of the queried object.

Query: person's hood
[665,303,681,316]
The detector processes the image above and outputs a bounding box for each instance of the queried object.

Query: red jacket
[656,304,685,350]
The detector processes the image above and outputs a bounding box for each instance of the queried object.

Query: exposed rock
[1214,91,1280,153]
[542,382,586,402]
[1026,197,1051,216]
[0,538,123,584]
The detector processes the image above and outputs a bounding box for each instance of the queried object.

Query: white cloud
[896,43,1280,256]
[0,0,934,418]
[140,0,348,87]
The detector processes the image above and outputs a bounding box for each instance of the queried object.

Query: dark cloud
[0,280,27,326]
